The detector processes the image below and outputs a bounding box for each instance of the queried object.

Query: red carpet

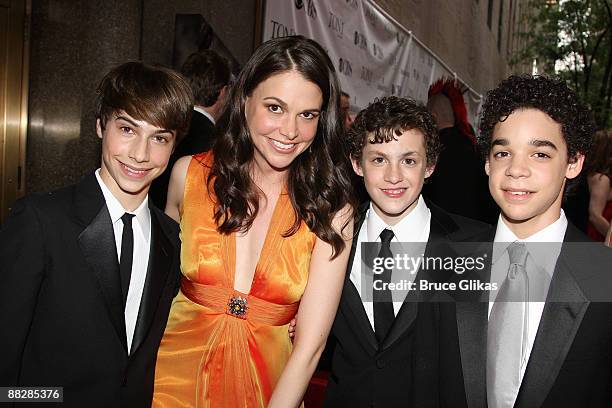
[304,370,329,407]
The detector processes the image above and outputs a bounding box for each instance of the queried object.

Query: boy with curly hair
[440,75,612,408]
[324,96,490,407]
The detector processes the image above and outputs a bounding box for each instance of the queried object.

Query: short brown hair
[348,96,440,167]
[181,50,231,107]
[95,61,194,144]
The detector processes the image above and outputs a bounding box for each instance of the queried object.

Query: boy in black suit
[439,75,612,408]
[324,96,490,407]
[0,62,193,407]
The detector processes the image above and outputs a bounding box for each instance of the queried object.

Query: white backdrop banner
[262,0,482,127]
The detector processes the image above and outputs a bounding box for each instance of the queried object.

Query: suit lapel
[338,203,379,353]
[456,301,488,408]
[455,235,492,408]
[130,205,174,355]
[75,174,128,352]
[341,280,379,353]
[515,233,588,407]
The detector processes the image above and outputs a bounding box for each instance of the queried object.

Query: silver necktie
[487,242,529,408]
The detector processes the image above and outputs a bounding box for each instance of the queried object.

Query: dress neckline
[222,192,294,296]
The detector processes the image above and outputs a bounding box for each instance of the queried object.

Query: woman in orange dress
[153,36,355,407]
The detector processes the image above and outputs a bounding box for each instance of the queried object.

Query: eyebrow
[367,150,419,157]
[529,139,558,150]
[491,138,509,147]
[262,97,321,113]
[115,115,173,135]
[490,137,558,150]
[116,115,140,128]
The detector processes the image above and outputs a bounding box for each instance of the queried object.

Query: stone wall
[375,0,521,94]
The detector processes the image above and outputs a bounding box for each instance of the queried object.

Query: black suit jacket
[173,110,216,158]
[324,201,491,408]
[439,222,612,408]
[0,174,180,407]
[150,110,215,209]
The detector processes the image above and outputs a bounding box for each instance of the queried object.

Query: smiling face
[485,108,584,238]
[353,128,434,226]
[97,111,175,210]
[245,70,323,178]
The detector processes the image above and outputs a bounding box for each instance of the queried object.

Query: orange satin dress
[153,152,316,407]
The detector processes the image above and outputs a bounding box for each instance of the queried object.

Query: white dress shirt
[95,169,151,354]
[488,210,567,407]
[349,196,431,329]
[194,105,215,125]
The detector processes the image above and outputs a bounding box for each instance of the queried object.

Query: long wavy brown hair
[208,36,355,257]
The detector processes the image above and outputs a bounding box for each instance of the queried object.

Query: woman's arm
[268,206,354,408]
[164,156,191,222]
[587,173,611,236]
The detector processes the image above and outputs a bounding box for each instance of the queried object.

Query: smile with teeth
[120,162,150,177]
[503,189,533,200]
[382,188,406,197]
[270,139,295,150]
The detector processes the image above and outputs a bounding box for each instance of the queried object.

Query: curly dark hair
[209,36,355,257]
[479,74,595,161]
[348,96,440,167]
[181,50,231,107]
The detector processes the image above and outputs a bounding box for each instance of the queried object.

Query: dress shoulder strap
[182,151,216,219]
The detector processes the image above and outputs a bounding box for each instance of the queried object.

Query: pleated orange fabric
[153,152,316,407]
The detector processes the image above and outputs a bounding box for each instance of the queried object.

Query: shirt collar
[492,209,567,271]
[95,169,151,242]
[194,106,215,125]
[366,195,430,242]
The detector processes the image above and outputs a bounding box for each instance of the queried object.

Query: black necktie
[374,228,395,346]
[119,213,135,308]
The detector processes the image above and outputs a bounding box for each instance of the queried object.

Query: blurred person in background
[424,79,497,224]
[586,130,612,241]
[341,91,354,130]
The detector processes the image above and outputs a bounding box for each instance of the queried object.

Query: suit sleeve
[0,197,46,385]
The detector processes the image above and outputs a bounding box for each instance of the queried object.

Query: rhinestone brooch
[227,295,248,318]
